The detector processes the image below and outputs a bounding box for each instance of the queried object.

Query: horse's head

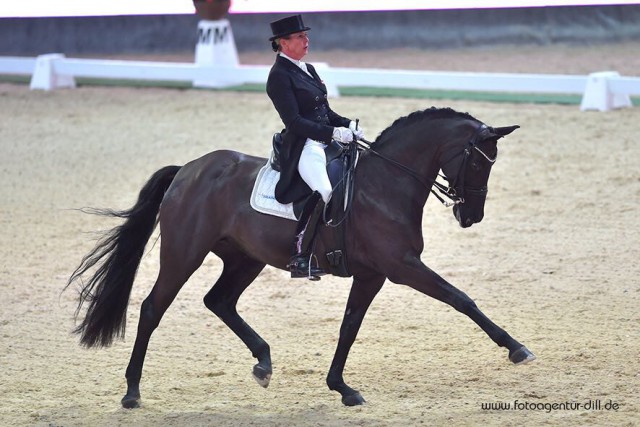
[440,124,519,228]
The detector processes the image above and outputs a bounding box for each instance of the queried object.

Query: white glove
[332,127,355,143]
[349,121,365,140]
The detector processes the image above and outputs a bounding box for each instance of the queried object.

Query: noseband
[359,124,496,207]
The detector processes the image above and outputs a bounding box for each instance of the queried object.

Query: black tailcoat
[266,55,351,204]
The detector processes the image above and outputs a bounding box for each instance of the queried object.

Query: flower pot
[193,0,231,21]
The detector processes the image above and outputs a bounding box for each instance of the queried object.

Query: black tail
[65,165,181,348]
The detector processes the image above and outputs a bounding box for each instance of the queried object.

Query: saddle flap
[271,132,283,172]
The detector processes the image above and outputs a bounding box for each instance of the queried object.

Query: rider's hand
[332,127,355,143]
[349,121,365,140]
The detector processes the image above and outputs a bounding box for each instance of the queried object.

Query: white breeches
[298,139,332,203]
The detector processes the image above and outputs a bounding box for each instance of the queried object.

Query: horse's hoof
[252,364,272,388]
[510,346,537,365]
[342,392,366,406]
[121,395,141,409]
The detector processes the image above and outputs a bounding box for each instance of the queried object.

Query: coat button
[324,94,327,99]
[315,96,320,101]
[317,116,321,120]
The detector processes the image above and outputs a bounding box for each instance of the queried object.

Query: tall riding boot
[288,191,326,280]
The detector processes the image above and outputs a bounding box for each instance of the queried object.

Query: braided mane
[372,107,479,147]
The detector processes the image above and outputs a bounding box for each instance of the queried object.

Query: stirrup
[288,255,326,281]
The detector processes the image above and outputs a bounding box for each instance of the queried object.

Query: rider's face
[280,31,309,60]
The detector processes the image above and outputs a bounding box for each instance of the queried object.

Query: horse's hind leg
[203,251,270,387]
[121,250,208,409]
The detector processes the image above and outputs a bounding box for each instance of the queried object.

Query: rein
[324,123,494,227]
[357,124,493,207]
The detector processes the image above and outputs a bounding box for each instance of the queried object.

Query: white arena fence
[0,53,638,112]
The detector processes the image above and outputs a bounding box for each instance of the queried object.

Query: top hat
[269,15,311,41]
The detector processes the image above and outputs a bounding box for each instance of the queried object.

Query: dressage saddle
[271,132,355,278]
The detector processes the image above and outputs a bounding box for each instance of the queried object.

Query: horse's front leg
[326,271,385,406]
[388,255,535,364]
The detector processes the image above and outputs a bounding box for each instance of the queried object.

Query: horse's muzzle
[454,204,483,228]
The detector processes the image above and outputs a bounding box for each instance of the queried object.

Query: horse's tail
[65,165,181,348]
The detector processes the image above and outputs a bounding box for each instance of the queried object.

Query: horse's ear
[491,125,520,139]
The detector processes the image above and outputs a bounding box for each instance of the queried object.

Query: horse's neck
[375,128,442,184]
[361,129,442,207]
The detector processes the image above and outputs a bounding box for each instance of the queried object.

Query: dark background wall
[1,6,639,56]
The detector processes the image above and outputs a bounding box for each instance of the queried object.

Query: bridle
[358,124,496,207]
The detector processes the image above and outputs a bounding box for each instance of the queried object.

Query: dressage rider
[266,14,364,280]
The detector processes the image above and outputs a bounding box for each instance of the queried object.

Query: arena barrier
[0,53,638,112]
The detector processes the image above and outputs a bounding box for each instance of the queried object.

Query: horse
[66,107,535,409]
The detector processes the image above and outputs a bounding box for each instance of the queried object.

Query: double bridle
[358,124,496,207]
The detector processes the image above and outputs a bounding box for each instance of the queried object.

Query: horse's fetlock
[495,331,512,348]
[326,373,343,391]
[252,342,271,360]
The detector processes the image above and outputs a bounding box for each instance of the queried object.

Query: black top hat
[269,15,311,41]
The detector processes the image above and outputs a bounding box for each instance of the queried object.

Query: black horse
[66,107,535,408]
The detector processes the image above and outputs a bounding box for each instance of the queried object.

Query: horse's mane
[371,107,479,147]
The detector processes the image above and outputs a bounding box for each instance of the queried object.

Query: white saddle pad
[250,160,297,221]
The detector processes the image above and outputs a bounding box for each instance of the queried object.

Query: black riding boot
[288,192,326,281]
